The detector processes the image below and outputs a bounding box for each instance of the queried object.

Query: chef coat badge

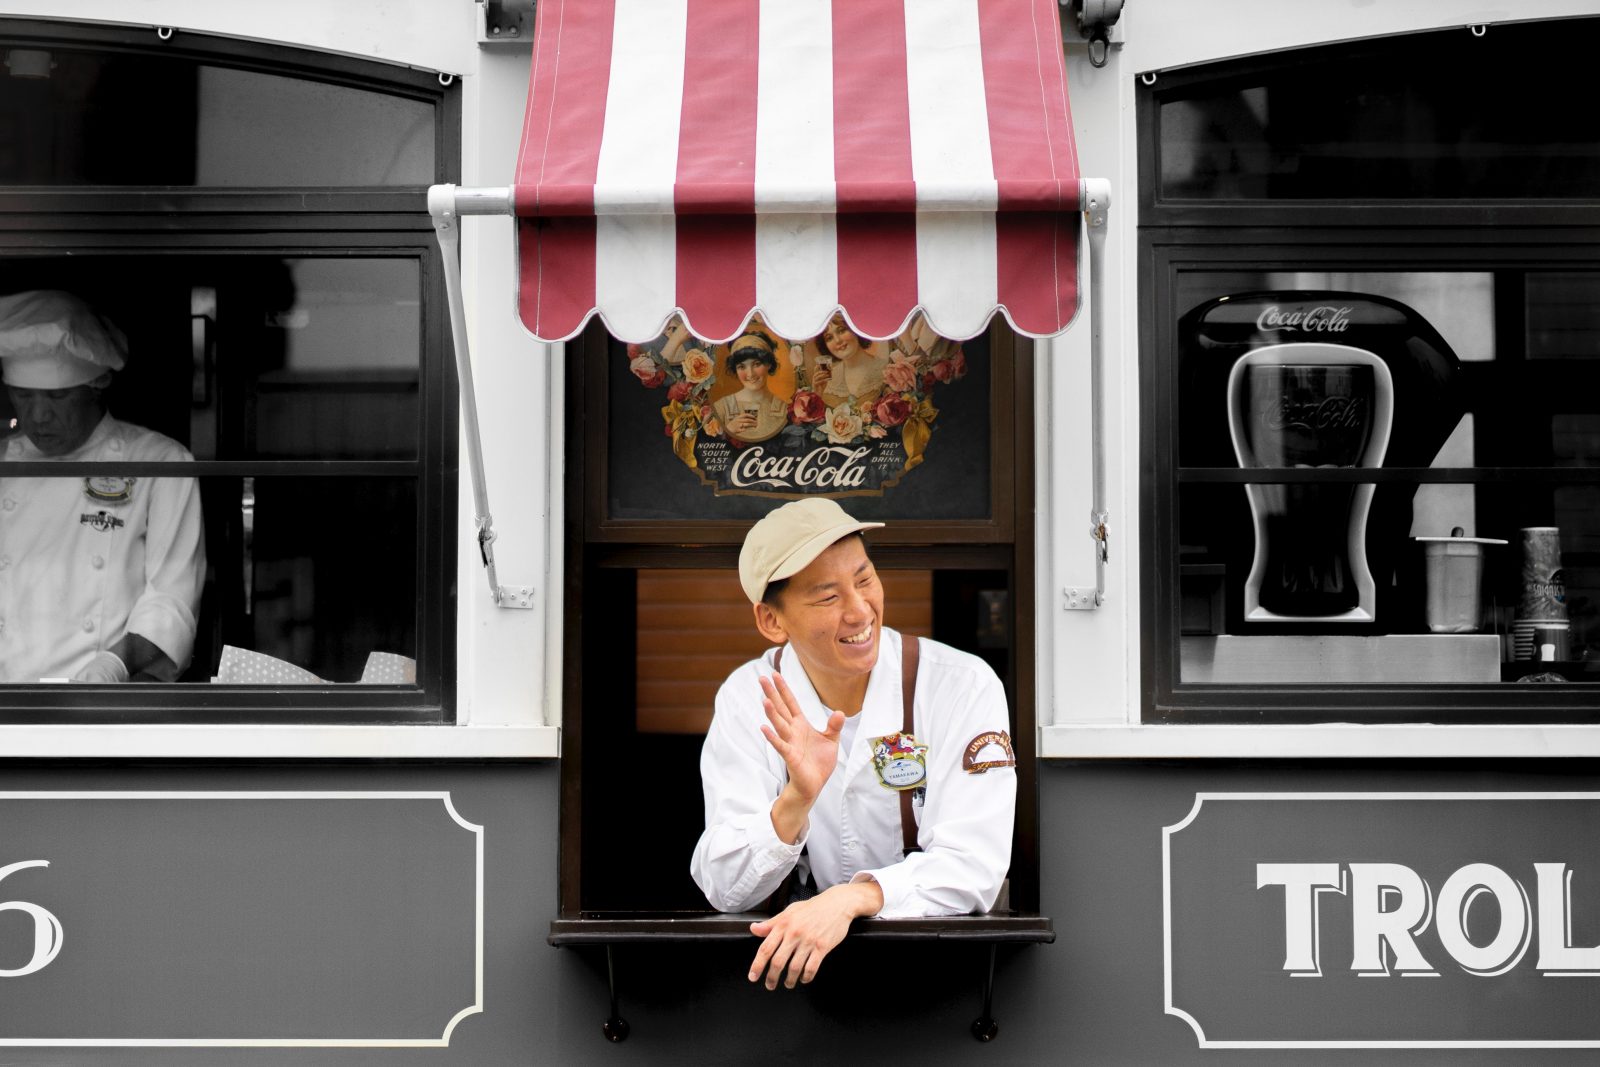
[79,510,126,532]
[84,476,135,505]
[870,731,928,791]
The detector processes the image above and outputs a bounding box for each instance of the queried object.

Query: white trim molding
[0,725,559,760]
[1041,723,1600,760]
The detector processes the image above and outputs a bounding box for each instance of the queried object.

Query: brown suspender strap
[900,636,921,856]
[772,640,922,856]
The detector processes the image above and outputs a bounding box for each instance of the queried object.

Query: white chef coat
[691,627,1016,918]
[0,414,205,681]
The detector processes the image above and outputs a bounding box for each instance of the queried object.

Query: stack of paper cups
[1514,527,1567,661]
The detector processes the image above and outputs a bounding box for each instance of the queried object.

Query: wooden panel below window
[635,569,933,734]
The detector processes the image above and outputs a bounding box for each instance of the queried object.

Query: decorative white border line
[1163,791,1600,1050]
[0,791,484,1049]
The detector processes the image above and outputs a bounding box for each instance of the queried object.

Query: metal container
[1518,526,1567,621]
[1416,528,1507,634]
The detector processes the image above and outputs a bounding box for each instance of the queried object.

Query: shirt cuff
[757,805,809,857]
[125,597,197,670]
[851,867,912,917]
[722,812,807,910]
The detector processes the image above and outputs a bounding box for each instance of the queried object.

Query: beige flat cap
[0,290,127,389]
[738,498,883,604]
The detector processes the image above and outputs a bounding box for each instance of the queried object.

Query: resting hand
[747,880,884,990]
[759,672,843,805]
[107,633,181,682]
[71,650,130,684]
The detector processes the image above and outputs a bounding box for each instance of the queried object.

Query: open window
[0,20,457,719]
[559,316,1042,918]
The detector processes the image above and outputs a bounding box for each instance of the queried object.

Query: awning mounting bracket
[477,0,535,46]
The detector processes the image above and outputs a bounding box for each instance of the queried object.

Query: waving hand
[759,672,844,804]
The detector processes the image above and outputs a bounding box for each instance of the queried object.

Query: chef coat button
[1,497,13,510]
[91,555,105,570]
[0,617,6,633]
[109,439,123,454]
[844,841,856,851]
[81,619,95,633]
[0,556,8,570]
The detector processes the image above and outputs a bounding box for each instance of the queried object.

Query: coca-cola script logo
[1259,396,1368,432]
[730,445,872,491]
[1255,305,1353,334]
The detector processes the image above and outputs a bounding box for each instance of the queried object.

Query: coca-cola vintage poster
[622,312,968,498]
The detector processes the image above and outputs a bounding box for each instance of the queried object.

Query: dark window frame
[1139,28,1600,724]
[0,19,459,722]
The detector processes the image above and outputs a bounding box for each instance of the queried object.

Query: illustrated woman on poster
[813,314,886,406]
[714,334,789,444]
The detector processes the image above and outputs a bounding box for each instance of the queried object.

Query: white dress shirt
[691,627,1016,918]
[0,414,205,681]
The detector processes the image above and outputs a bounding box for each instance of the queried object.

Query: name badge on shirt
[80,510,126,532]
[870,731,928,791]
[84,476,135,506]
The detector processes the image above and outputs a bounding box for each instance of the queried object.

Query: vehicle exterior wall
[4,1,1598,1063]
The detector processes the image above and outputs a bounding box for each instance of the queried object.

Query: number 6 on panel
[0,860,63,977]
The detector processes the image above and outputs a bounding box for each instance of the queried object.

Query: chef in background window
[0,290,205,683]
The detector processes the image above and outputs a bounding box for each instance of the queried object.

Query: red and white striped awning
[514,0,1081,344]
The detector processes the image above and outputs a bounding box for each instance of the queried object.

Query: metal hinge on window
[478,0,535,46]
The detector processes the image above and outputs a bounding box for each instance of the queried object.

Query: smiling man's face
[760,535,884,709]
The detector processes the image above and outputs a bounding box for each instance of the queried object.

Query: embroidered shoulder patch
[962,730,1016,774]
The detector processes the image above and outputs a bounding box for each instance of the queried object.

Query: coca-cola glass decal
[1227,343,1394,622]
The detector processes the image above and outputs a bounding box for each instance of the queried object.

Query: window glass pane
[605,314,991,521]
[1178,483,1599,685]
[0,474,417,685]
[1527,274,1600,361]
[0,45,434,186]
[0,259,422,461]
[0,271,424,688]
[1174,270,1600,687]
[211,477,417,684]
[240,259,422,460]
[1157,18,1600,200]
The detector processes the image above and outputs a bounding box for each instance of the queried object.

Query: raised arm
[691,664,842,912]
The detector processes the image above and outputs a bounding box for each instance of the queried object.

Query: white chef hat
[0,290,127,389]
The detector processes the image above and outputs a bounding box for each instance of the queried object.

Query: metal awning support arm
[1065,178,1112,611]
[428,183,533,609]
[1085,179,1111,605]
